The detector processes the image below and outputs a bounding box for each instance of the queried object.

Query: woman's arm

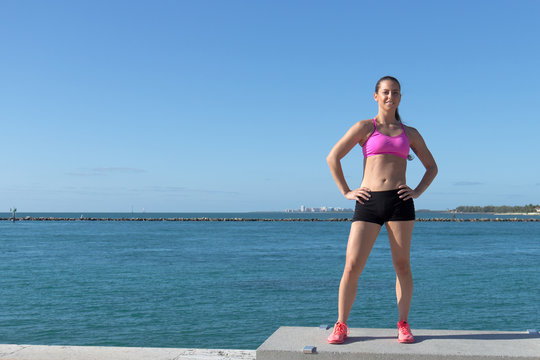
[398,126,438,200]
[326,120,372,202]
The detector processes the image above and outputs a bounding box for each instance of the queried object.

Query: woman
[326,76,437,344]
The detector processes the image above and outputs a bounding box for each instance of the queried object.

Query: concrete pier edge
[0,345,255,360]
[2,327,538,360]
[256,326,540,360]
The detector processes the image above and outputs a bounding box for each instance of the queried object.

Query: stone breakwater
[2,217,539,222]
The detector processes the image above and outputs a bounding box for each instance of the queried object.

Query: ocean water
[0,212,539,349]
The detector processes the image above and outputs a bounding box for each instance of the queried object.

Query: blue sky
[1,0,539,212]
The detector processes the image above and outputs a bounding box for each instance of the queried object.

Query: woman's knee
[393,258,411,276]
[343,261,364,279]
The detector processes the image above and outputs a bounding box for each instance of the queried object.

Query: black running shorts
[352,189,415,225]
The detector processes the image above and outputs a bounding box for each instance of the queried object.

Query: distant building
[285,205,353,213]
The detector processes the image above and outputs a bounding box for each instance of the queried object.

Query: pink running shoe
[397,320,415,343]
[327,321,349,344]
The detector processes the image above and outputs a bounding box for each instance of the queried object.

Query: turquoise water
[0,213,539,349]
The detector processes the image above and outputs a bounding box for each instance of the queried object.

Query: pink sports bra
[362,118,410,159]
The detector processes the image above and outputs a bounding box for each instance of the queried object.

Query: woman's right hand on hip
[345,187,371,203]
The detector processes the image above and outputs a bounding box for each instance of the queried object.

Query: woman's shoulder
[352,118,375,131]
[403,124,421,137]
[347,118,375,138]
[403,124,427,146]
[347,119,376,144]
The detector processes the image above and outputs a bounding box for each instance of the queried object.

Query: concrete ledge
[256,326,540,360]
[0,344,255,360]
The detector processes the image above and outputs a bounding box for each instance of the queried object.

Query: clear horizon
[2,1,539,212]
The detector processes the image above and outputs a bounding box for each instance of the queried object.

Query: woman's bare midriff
[360,154,407,191]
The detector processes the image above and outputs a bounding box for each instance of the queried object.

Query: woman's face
[374,80,401,111]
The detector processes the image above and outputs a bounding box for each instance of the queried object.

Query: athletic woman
[326,76,437,344]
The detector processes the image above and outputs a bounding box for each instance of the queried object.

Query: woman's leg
[337,221,381,324]
[385,220,415,321]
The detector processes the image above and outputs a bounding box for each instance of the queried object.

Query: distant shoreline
[494,213,540,215]
[2,217,539,222]
[453,212,540,216]
[3,210,540,216]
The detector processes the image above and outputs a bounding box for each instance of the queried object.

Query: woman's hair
[375,76,401,122]
[375,76,414,161]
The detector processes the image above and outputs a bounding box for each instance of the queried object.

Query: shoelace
[398,323,411,335]
[334,323,349,335]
